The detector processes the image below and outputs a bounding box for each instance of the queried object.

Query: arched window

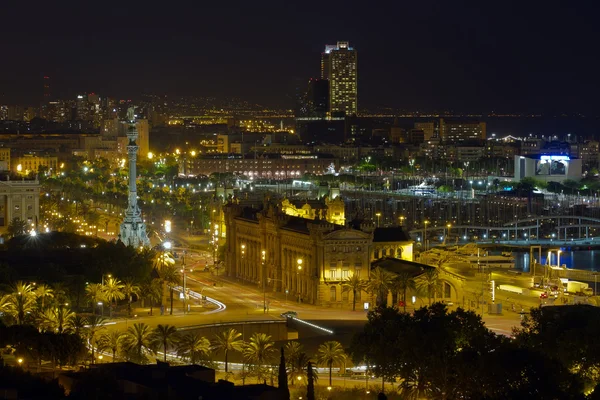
[444,282,451,298]
[396,248,402,258]
[330,286,337,302]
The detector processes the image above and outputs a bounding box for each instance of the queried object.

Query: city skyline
[0,2,599,114]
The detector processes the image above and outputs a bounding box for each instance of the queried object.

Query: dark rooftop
[373,227,411,242]
[372,257,434,277]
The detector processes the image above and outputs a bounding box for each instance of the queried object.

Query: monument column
[119,107,150,248]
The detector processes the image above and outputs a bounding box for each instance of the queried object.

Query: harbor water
[513,250,600,273]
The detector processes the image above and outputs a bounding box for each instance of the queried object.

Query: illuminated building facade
[0,180,40,233]
[515,154,582,183]
[323,41,357,117]
[223,201,413,306]
[179,154,336,178]
[13,154,58,174]
[439,119,486,142]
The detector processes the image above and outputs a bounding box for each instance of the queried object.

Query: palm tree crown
[417,268,441,305]
[103,277,125,303]
[122,322,156,364]
[85,283,105,314]
[177,333,211,365]
[243,333,276,383]
[368,267,394,307]
[2,281,37,324]
[391,272,417,311]
[212,328,243,373]
[98,330,124,361]
[151,324,179,363]
[34,284,54,310]
[316,340,346,386]
[122,280,141,317]
[342,274,366,311]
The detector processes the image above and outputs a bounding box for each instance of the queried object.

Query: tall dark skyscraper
[307,78,329,118]
[321,41,357,117]
[43,76,51,101]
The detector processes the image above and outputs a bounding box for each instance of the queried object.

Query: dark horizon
[1,2,599,114]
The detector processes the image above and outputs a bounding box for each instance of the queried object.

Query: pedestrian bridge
[410,215,600,246]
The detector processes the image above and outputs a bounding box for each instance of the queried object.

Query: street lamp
[446,223,452,242]
[102,273,112,286]
[241,244,246,279]
[375,212,381,227]
[424,221,429,252]
[212,224,219,275]
[399,215,405,227]
[98,301,104,316]
[17,358,23,367]
[297,258,303,303]
[262,250,267,313]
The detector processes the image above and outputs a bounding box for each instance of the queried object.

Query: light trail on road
[173,285,227,314]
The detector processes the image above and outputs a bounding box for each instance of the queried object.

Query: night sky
[0,1,598,113]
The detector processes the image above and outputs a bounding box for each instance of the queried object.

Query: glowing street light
[375,212,381,227]
[297,258,303,302]
[424,220,429,252]
[147,152,154,160]
[165,220,172,233]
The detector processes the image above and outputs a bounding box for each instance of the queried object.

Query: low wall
[179,320,288,342]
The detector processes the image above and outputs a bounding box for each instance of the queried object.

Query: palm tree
[98,330,124,361]
[316,341,346,387]
[38,306,75,333]
[122,280,141,317]
[121,322,155,364]
[67,314,88,337]
[85,283,105,315]
[142,279,162,316]
[391,272,417,312]
[368,267,394,307]
[285,342,311,385]
[342,274,366,311]
[160,265,180,316]
[85,315,107,363]
[102,277,125,317]
[417,268,441,306]
[151,324,179,363]
[6,217,28,238]
[34,284,54,310]
[242,333,276,382]
[3,281,37,324]
[177,333,211,364]
[212,328,243,373]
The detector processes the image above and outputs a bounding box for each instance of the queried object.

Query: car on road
[281,311,298,319]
